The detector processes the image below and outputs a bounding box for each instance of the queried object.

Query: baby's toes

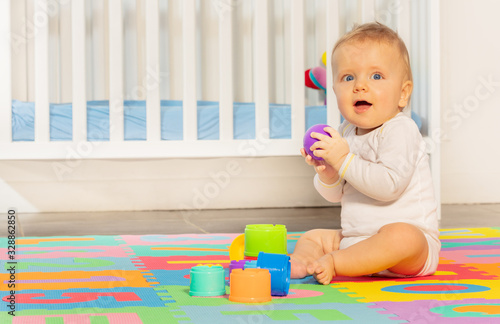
[316,274,327,285]
[315,265,325,277]
[320,272,333,285]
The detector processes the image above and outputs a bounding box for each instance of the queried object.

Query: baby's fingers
[315,164,326,173]
[310,140,326,151]
[300,148,317,166]
[323,127,341,139]
[300,147,308,158]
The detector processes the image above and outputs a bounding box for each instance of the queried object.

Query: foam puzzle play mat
[1,227,500,323]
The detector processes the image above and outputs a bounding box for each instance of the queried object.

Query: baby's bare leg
[308,223,429,284]
[290,229,342,278]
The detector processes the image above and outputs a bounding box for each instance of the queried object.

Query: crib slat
[272,0,285,104]
[358,0,375,23]
[398,0,411,56]
[183,0,197,141]
[34,0,50,142]
[219,2,233,140]
[326,0,340,128]
[11,1,28,102]
[72,0,87,142]
[49,1,60,103]
[428,0,441,219]
[109,0,124,141]
[91,0,106,100]
[237,0,254,102]
[343,0,355,32]
[0,0,12,142]
[410,0,425,127]
[313,0,326,106]
[290,0,305,140]
[136,0,146,100]
[60,2,73,103]
[145,0,161,141]
[254,0,269,140]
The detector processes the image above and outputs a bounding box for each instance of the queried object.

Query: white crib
[0,0,441,215]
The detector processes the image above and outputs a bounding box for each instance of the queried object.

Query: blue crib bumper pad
[11,100,328,141]
[11,99,421,141]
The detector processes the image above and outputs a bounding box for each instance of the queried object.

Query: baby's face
[332,40,412,135]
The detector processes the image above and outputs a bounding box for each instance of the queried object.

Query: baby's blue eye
[343,75,354,81]
[371,73,382,80]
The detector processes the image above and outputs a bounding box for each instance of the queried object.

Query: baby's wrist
[334,154,349,173]
[318,173,340,185]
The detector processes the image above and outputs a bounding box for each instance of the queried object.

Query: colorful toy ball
[309,66,327,91]
[305,69,320,90]
[305,67,327,91]
[303,124,331,161]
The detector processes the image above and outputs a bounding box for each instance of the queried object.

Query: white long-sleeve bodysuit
[314,112,440,274]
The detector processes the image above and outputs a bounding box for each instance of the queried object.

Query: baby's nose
[354,80,367,92]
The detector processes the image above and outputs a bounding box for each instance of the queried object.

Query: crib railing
[0,0,438,165]
[0,0,12,144]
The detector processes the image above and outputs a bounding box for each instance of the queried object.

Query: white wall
[440,0,500,203]
[0,156,328,213]
[3,0,500,213]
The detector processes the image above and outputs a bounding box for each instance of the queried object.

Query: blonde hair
[332,22,412,83]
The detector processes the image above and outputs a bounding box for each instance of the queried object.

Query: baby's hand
[300,147,339,184]
[309,127,350,173]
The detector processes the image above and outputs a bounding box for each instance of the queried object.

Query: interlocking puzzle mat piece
[431,263,499,280]
[201,304,405,323]
[431,299,500,320]
[466,263,500,277]
[0,270,156,291]
[1,257,137,272]
[332,279,500,303]
[134,255,231,271]
[127,244,230,257]
[440,248,500,264]
[156,284,359,307]
[156,285,404,323]
[148,269,191,286]
[440,228,500,240]
[371,298,500,323]
[441,238,500,250]
[0,246,130,259]
[118,234,237,246]
[1,288,165,310]
[320,262,497,283]
[15,236,117,247]
[0,307,183,324]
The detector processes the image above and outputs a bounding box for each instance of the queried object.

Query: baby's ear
[399,80,413,108]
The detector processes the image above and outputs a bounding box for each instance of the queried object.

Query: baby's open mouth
[355,100,372,106]
[354,100,372,113]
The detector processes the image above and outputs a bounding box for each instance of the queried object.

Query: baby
[291,22,440,284]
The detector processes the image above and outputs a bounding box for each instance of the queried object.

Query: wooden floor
[6,203,500,237]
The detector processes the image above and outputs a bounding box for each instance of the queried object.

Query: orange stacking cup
[229,268,272,303]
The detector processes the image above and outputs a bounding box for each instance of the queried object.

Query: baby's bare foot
[290,255,310,279]
[306,253,336,285]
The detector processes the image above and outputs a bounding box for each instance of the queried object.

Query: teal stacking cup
[244,260,258,269]
[189,265,226,297]
[244,224,287,258]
